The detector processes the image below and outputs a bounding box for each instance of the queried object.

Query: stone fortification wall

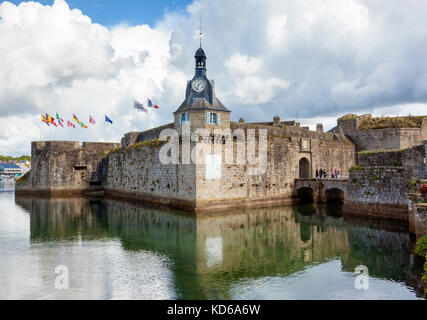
[103,140,197,211]
[337,115,427,151]
[194,125,355,211]
[343,167,412,221]
[15,141,120,194]
[356,145,425,178]
[121,123,174,148]
[355,128,423,151]
[102,125,355,212]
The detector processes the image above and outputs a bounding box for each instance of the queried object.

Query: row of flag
[133,98,159,113]
[41,98,158,128]
[41,113,113,128]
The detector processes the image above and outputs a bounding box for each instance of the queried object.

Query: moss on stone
[358,115,425,130]
[127,139,167,150]
[349,165,363,172]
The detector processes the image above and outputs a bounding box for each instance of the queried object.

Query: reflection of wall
[194,207,350,280]
[16,196,107,240]
[14,195,418,299]
[342,226,411,280]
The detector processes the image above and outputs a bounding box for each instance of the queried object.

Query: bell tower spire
[194,16,207,76]
[199,16,203,48]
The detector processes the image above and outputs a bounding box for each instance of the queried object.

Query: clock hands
[192,79,205,92]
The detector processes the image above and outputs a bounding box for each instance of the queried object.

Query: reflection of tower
[204,237,223,268]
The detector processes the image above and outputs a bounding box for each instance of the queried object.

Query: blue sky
[7,0,192,26]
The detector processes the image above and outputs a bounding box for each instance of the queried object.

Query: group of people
[316,168,340,179]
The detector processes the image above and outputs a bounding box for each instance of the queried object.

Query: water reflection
[8,195,425,299]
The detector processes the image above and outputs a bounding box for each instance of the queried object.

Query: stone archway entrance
[297,187,315,203]
[299,157,311,179]
[325,188,345,204]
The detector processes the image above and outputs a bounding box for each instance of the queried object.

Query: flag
[89,116,96,125]
[42,115,49,126]
[46,114,54,124]
[56,113,64,123]
[80,122,88,128]
[134,100,143,109]
[73,114,80,124]
[56,113,64,127]
[67,121,75,128]
[134,100,148,113]
[147,99,159,109]
[105,115,113,124]
[46,114,57,127]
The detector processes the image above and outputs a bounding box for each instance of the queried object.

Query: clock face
[192,78,206,93]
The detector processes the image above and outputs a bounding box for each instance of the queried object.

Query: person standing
[316,169,319,179]
[334,169,338,179]
[319,169,323,179]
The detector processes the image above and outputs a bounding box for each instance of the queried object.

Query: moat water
[0,185,425,300]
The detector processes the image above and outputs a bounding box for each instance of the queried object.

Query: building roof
[174,46,230,114]
[195,47,206,58]
[175,97,230,113]
[0,164,21,169]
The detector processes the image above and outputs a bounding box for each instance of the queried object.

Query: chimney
[316,123,324,133]
[273,116,281,126]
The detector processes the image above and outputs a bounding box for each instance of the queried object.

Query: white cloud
[224,53,289,104]
[225,54,262,75]
[1,0,427,156]
[267,14,288,47]
[0,0,181,155]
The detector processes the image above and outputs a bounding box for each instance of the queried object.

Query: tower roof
[174,46,230,114]
[175,97,230,113]
[195,47,206,58]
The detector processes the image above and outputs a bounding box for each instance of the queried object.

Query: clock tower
[173,46,231,132]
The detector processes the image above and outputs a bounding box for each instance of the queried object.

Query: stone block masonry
[103,141,197,211]
[15,141,120,195]
[101,123,355,212]
[338,114,427,152]
[193,125,355,211]
[356,145,425,178]
[16,117,356,213]
[343,166,412,222]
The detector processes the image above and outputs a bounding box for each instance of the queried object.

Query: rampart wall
[338,115,427,152]
[343,167,412,221]
[103,126,355,212]
[356,145,425,178]
[15,141,120,195]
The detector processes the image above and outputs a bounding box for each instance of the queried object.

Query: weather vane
[199,16,203,48]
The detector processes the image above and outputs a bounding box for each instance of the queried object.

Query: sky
[6,0,192,27]
[1,0,427,156]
